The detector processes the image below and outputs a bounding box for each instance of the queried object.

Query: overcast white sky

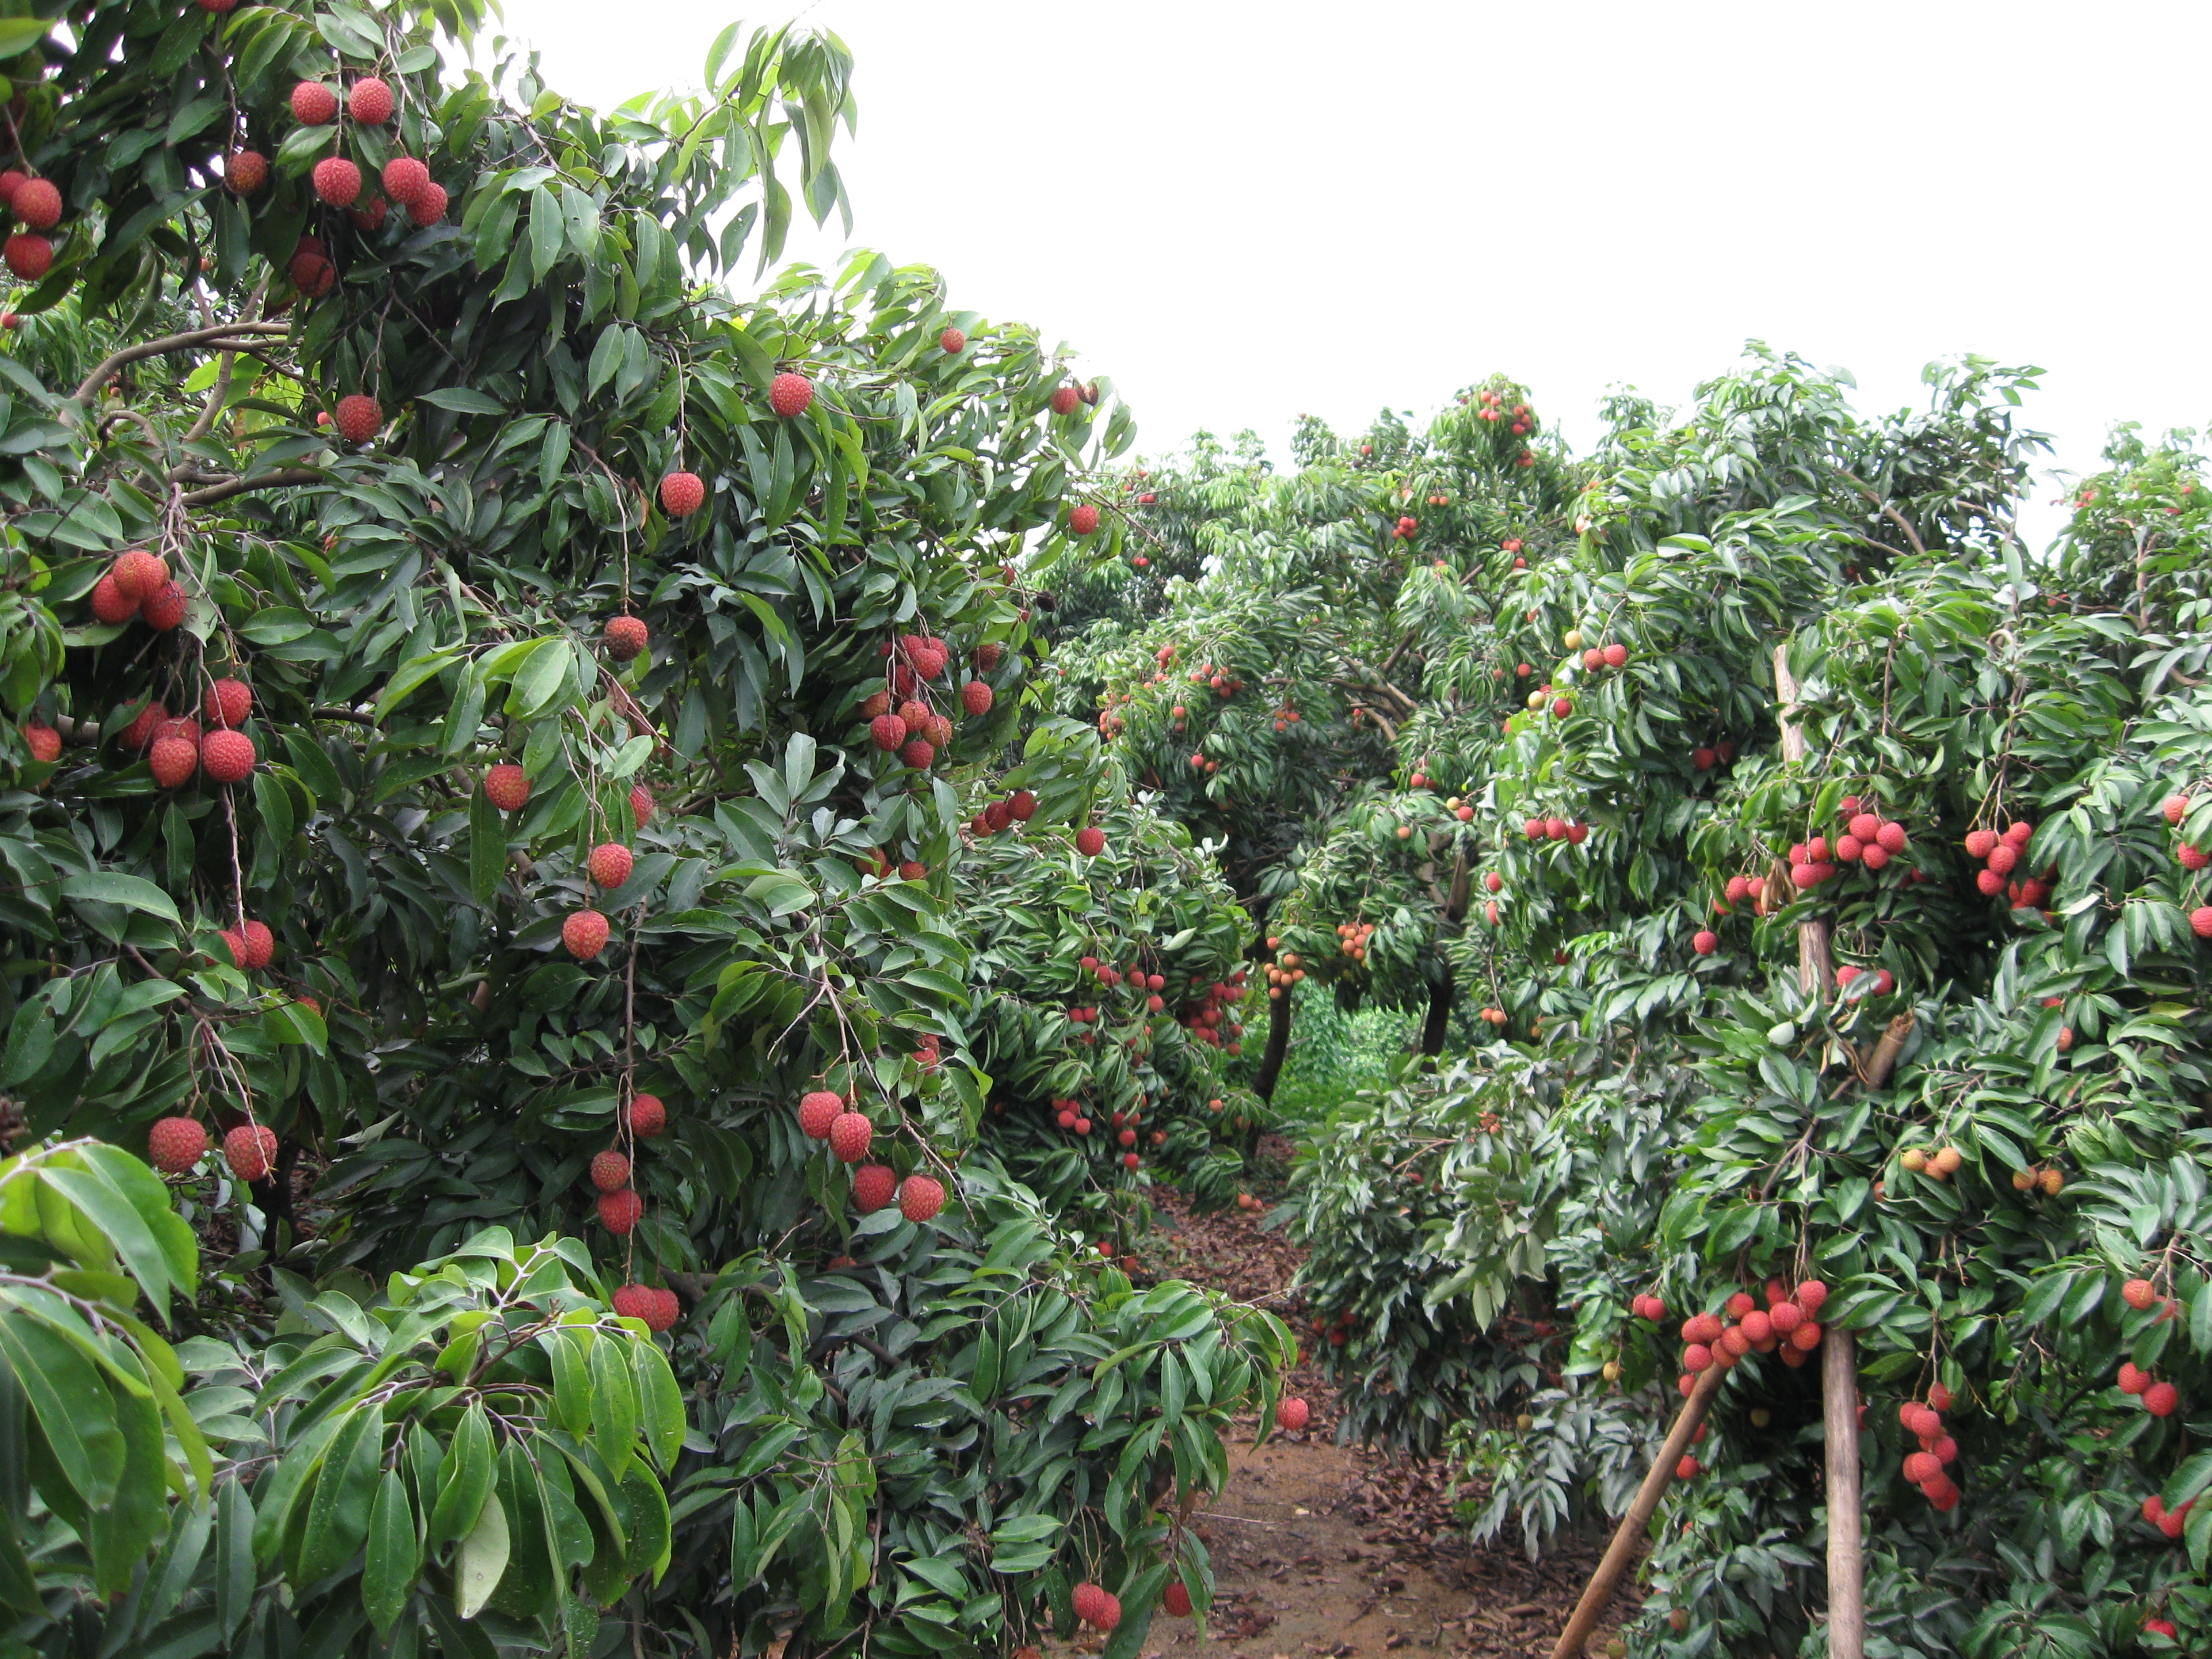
[506,1,2211,549]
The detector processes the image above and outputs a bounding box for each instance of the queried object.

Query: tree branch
[178,467,323,508]
[70,322,290,407]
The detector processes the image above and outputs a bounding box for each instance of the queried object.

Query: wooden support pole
[1773,639,1865,1659]
[1547,1366,1727,1659]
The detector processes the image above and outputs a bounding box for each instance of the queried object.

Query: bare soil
[1037,1183,1638,1658]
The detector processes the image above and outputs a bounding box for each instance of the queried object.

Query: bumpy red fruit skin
[590,1150,630,1191]
[12,178,60,230]
[960,680,994,716]
[1071,1584,1120,1631]
[612,1283,656,1322]
[201,729,257,784]
[769,371,813,417]
[563,909,610,960]
[649,1286,680,1330]
[1050,386,1081,417]
[90,573,137,623]
[621,1093,665,1138]
[382,155,430,204]
[224,149,270,194]
[900,737,935,770]
[312,155,363,207]
[659,470,704,516]
[1278,1397,1311,1431]
[869,714,906,752]
[485,763,529,811]
[406,182,447,226]
[289,242,336,297]
[348,77,394,123]
[798,1090,843,1140]
[597,1188,642,1233]
[604,615,649,662]
[1163,1582,1192,1618]
[898,1175,945,1223]
[588,842,634,889]
[1964,829,1999,860]
[852,1164,899,1213]
[204,679,252,728]
[939,327,966,353]
[148,1117,209,1174]
[1076,827,1105,857]
[141,581,188,630]
[223,1123,278,1182]
[238,920,274,970]
[150,735,199,787]
[2124,1277,2158,1311]
[630,783,654,827]
[828,1111,872,1163]
[4,234,52,281]
[22,721,60,763]
[291,81,338,123]
[1692,930,1717,956]
[2143,1380,2180,1417]
[1069,504,1101,536]
[334,393,382,443]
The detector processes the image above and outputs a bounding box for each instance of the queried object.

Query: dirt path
[1043,1183,1637,1659]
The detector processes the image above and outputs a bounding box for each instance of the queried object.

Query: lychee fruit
[223,1123,278,1182]
[852,1163,898,1212]
[659,470,704,517]
[1071,1584,1120,1631]
[147,1116,209,1173]
[898,1174,945,1223]
[1010,790,1038,821]
[769,371,813,417]
[90,574,137,623]
[1965,830,1998,859]
[590,1150,630,1191]
[1076,826,1105,857]
[2144,1381,2180,1417]
[2124,1277,2158,1311]
[289,239,335,296]
[1692,930,1717,956]
[1278,1397,1310,1431]
[870,714,907,751]
[334,393,382,443]
[312,155,363,207]
[291,81,339,123]
[382,155,431,205]
[622,1093,666,1138]
[960,680,994,716]
[1164,1582,1192,1618]
[203,679,253,728]
[140,581,188,630]
[611,1283,657,1322]
[201,729,256,783]
[12,178,60,230]
[150,733,199,787]
[347,77,394,124]
[630,783,655,826]
[604,615,649,662]
[563,908,610,960]
[406,182,448,226]
[829,1111,873,1162]
[4,234,52,281]
[597,1188,642,1233]
[1050,386,1082,417]
[900,737,936,769]
[225,150,269,194]
[940,327,966,353]
[799,1090,843,1139]
[237,920,274,969]
[588,842,634,889]
[1069,503,1101,536]
[485,763,529,811]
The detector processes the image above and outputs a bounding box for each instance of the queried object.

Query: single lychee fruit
[237,920,274,970]
[853,1163,898,1212]
[799,1090,843,1140]
[597,1188,642,1233]
[900,737,936,770]
[960,680,994,716]
[621,1093,665,1138]
[334,393,382,443]
[347,77,394,124]
[406,182,448,226]
[1964,829,1998,859]
[312,155,363,207]
[869,714,907,752]
[2124,1277,2158,1311]
[21,720,60,764]
[201,729,257,784]
[611,1283,657,1322]
[291,81,339,123]
[150,733,199,787]
[2144,1381,2180,1417]
[1164,1582,1193,1618]
[148,1116,209,1173]
[563,908,610,960]
[1050,386,1082,417]
[382,155,431,205]
[140,581,188,630]
[899,1174,945,1223]
[605,614,649,662]
[1069,504,1101,536]
[1076,826,1105,857]
[769,371,813,417]
[90,573,138,623]
[223,1123,278,1181]
[1278,1397,1311,1431]
[4,234,52,281]
[2192,905,2212,939]
[224,150,269,195]
[630,783,655,826]
[1692,930,1717,956]
[659,470,705,517]
[12,178,60,231]
[203,678,252,729]
[485,763,529,811]
[588,842,634,889]
[1794,1280,1828,1315]
[590,1150,630,1191]
[1071,1584,1120,1631]
[939,327,966,353]
[1009,790,1038,821]
[829,1111,873,1163]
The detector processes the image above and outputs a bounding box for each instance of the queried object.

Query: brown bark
[1418,978,1453,1057]
[1253,983,1294,1103]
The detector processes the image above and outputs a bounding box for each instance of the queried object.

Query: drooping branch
[177,467,323,508]
[69,321,290,407]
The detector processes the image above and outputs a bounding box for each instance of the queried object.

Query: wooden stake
[1546,1366,1726,1659]
[1774,640,1866,1659]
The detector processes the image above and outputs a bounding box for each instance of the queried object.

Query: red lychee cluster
[1519,815,1591,844]
[967,787,1038,838]
[1896,1388,1963,1511]
[592,1094,678,1231]
[1674,1279,1828,1394]
[1391,514,1417,540]
[1471,387,1535,438]
[2142,1491,2195,1542]
[88,548,188,633]
[1961,819,2045,903]
[611,1283,681,1331]
[1179,969,1248,1052]
[1071,1582,1120,1632]
[3,170,66,281]
[217,919,276,971]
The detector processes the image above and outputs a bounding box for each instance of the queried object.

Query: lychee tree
[0,5,1299,1657]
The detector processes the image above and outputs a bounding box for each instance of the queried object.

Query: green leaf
[588,1328,638,1481]
[0,1307,123,1506]
[295,1399,384,1582]
[428,1404,495,1550]
[60,872,180,926]
[363,1469,420,1635]
[453,1490,509,1620]
[629,1336,685,1473]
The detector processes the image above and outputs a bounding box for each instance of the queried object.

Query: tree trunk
[1253,984,1294,1103]
[1419,977,1453,1057]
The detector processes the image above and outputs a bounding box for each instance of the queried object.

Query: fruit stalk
[1546,1363,1726,1659]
